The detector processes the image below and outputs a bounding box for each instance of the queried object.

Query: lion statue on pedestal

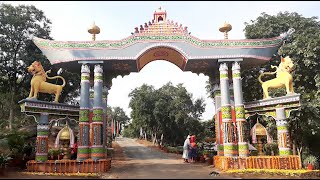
[27,61,66,103]
[258,56,295,99]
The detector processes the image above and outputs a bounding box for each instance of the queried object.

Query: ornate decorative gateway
[21,7,299,172]
[32,7,292,77]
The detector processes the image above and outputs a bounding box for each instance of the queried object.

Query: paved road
[102,137,238,179]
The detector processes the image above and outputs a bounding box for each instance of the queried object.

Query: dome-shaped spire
[88,22,100,41]
[219,22,232,39]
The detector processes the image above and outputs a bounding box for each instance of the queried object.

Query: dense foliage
[122,82,209,146]
[0,3,80,130]
[242,11,320,159]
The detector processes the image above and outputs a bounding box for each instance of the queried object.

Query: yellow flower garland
[21,172,100,177]
[225,169,320,176]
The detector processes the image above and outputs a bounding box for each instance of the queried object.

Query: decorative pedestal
[26,159,111,173]
[214,155,301,170]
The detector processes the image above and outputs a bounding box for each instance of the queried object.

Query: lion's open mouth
[27,67,36,75]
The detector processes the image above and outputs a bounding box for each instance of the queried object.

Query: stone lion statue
[27,61,66,103]
[258,56,295,99]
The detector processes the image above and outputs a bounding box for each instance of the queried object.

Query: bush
[7,132,29,159]
[0,153,12,168]
[303,155,319,169]
[263,142,278,155]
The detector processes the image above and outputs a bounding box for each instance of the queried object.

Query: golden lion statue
[258,56,295,99]
[27,61,66,103]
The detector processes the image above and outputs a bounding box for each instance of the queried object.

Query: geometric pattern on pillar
[78,64,90,161]
[35,113,49,162]
[102,86,108,149]
[213,83,224,156]
[219,62,238,157]
[91,64,105,160]
[276,107,292,156]
[276,119,292,156]
[232,61,249,157]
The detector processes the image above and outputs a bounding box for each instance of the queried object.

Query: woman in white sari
[182,135,191,163]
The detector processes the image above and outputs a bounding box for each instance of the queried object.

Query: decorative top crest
[81,64,90,73]
[219,62,228,72]
[232,61,241,71]
[94,64,103,74]
[133,7,188,35]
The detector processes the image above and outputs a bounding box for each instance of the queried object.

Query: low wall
[26,159,111,173]
[214,155,301,171]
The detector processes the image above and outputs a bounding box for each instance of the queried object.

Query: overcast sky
[4,1,320,120]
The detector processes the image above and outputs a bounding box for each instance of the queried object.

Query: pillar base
[223,143,238,157]
[217,144,224,156]
[214,155,301,170]
[279,148,292,156]
[77,147,90,161]
[91,146,105,160]
[238,142,249,157]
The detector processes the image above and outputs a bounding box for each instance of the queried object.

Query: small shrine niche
[153,7,167,23]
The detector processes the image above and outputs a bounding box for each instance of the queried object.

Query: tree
[112,106,130,126]
[0,3,52,129]
[0,3,81,129]
[243,11,320,157]
[126,82,206,146]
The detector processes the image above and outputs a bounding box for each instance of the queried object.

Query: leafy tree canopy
[243,11,320,157]
[124,82,207,146]
[0,3,80,129]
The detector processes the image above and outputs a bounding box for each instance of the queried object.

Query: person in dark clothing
[70,137,78,160]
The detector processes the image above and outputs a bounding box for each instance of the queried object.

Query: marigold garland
[21,172,99,177]
[225,169,320,176]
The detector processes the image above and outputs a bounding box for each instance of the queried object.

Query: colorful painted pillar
[229,82,237,144]
[111,119,114,140]
[232,61,249,157]
[219,62,238,157]
[91,64,105,160]
[276,107,292,156]
[213,83,224,156]
[35,113,49,162]
[89,87,94,149]
[114,119,117,138]
[77,64,90,161]
[102,86,108,150]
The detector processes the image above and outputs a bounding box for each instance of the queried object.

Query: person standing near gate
[189,135,197,163]
[70,136,78,160]
[182,135,191,163]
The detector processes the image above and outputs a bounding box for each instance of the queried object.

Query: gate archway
[31,7,294,160]
[136,45,188,71]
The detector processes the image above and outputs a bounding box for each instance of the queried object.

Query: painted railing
[214,155,301,170]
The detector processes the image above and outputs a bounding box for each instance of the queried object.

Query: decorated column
[90,64,105,160]
[77,64,90,161]
[35,113,49,162]
[276,108,292,156]
[113,119,117,138]
[102,86,109,149]
[213,83,224,156]
[219,62,238,157]
[232,61,249,157]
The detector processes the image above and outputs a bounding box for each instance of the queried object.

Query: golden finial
[88,21,100,41]
[59,124,70,140]
[219,22,232,39]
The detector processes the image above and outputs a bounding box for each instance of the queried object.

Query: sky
[3,1,320,120]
